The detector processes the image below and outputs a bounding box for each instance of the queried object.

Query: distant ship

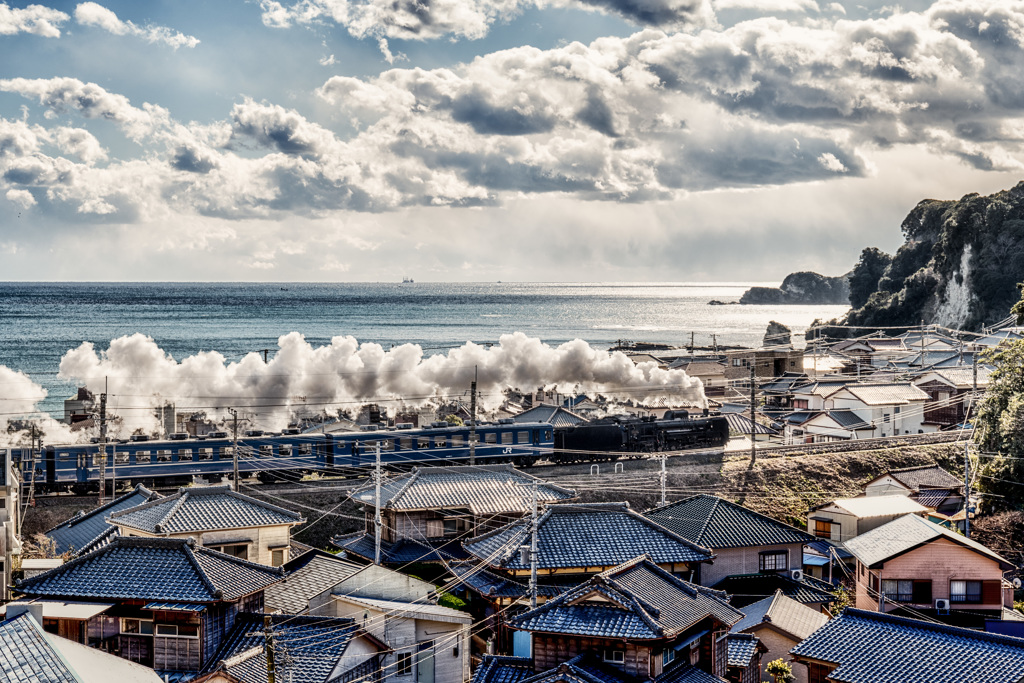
[402,276,414,283]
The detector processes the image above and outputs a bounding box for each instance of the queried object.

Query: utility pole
[972,352,978,394]
[20,424,40,536]
[690,331,695,356]
[227,408,239,492]
[374,440,382,566]
[98,387,107,505]
[469,366,478,466]
[964,441,972,539]
[712,333,718,354]
[263,615,277,683]
[919,319,925,366]
[530,478,538,609]
[749,363,756,466]
[659,453,667,507]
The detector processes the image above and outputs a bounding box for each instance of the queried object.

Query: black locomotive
[552,409,728,462]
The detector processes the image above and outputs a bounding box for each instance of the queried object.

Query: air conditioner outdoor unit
[935,598,950,614]
[790,570,804,582]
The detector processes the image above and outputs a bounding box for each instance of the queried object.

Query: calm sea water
[0,282,848,415]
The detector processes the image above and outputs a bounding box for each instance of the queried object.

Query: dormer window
[602,649,625,663]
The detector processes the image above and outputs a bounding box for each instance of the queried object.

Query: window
[602,649,624,663]
[298,443,312,455]
[382,439,395,451]
[135,450,151,464]
[759,550,788,572]
[732,359,741,367]
[793,399,809,410]
[883,413,891,423]
[950,580,982,603]
[501,432,513,445]
[114,451,129,465]
[400,437,413,451]
[271,549,285,567]
[178,449,192,461]
[434,436,446,448]
[544,430,552,441]
[198,448,213,461]
[157,450,172,462]
[881,579,914,602]
[209,543,248,560]
[260,445,274,457]
[121,618,154,635]
[517,431,530,444]
[443,519,459,536]
[397,652,412,675]
[426,520,444,538]
[894,406,901,414]
[813,520,833,538]
[484,433,497,444]
[662,648,676,666]
[58,451,71,461]
[155,624,198,637]
[450,434,464,448]
[219,447,233,459]
[417,437,431,450]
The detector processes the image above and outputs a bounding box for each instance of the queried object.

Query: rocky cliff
[823,182,1024,333]
[740,271,850,305]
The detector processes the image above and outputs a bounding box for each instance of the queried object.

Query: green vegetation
[444,414,464,426]
[975,338,1024,511]
[437,592,468,611]
[766,658,795,683]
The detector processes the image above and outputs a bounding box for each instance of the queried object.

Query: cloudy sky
[0,0,1022,282]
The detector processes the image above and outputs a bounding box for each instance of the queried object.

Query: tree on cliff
[1013,283,1024,324]
[975,337,1024,511]
[848,247,893,309]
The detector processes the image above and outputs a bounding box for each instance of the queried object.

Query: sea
[0,282,849,417]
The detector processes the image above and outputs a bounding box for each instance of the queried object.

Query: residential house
[722,633,766,683]
[723,349,804,383]
[263,549,364,615]
[790,410,876,444]
[45,484,161,558]
[789,608,1024,683]
[844,514,1015,626]
[502,556,743,682]
[643,494,815,587]
[107,485,304,566]
[709,573,835,613]
[729,590,828,683]
[335,465,575,565]
[197,613,386,683]
[1,444,21,601]
[13,536,284,678]
[720,413,778,442]
[760,373,810,412]
[862,464,964,514]
[781,411,820,446]
[825,383,935,438]
[0,607,162,683]
[807,495,928,543]
[511,404,589,428]
[801,539,854,583]
[63,388,95,425]
[912,367,991,427]
[788,380,851,411]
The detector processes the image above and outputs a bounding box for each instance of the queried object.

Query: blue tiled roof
[790,608,1024,683]
[730,590,827,641]
[711,573,834,608]
[511,556,742,640]
[204,613,366,683]
[108,485,302,534]
[333,532,470,564]
[655,665,728,683]
[45,484,160,556]
[0,613,77,683]
[143,602,207,612]
[645,495,814,550]
[472,656,535,683]
[18,537,284,603]
[724,633,760,668]
[464,503,713,571]
[451,564,565,599]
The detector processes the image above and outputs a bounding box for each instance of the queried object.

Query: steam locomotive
[552,410,729,462]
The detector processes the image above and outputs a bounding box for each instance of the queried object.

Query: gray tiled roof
[834,383,930,406]
[513,404,588,427]
[205,613,362,683]
[722,413,777,435]
[108,485,302,534]
[789,608,1024,683]
[724,633,760,668]
[655,665,728,683]
[17,537,284,603]
[350,465,575,515]
[913,488,957,509]
[730,589,828,640]
[511,556,742,640]
[711,573,834,608]
[844,513,1013,569]
[645,495,814,550]
[0,613,77,683]
[887,464,963,492]
[45,484,160,556]
[334,532,471,564]
[264,552,364,614]
[472,656,535,683]
[825,410,874,430]
[451,564,565,599]
[464,503,714,570]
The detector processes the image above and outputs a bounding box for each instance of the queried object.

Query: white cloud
[0,2,68,37]
[5,188,35,208]
[319,53,337,66]
[74,2,199,49]
[818,152,848,172]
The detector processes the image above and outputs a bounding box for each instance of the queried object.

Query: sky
[1,0,1023,282]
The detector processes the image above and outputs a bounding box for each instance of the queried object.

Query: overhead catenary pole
[227,407,239,492]
[530,478,539,609]
[749,363,756,466]
[374,440,382,566]
[263,615,277,683]
[659,453,667,507]
[98,384,107,505]
[469,366,478,466]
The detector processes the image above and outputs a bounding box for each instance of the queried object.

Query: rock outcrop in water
[763,321,792,347]
[816,182,1024,335]
[740,271,850,305]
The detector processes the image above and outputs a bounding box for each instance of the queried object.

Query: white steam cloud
[56,332,706,433]
[0,365,76,446]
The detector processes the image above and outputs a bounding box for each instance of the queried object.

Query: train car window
[298,443,312,455]
[484,433,497,444]
[136,451,151,464]
[450,434,464,447]
[501,432,513,445]
[157,450,172,462]
[400,437,413,451]
[260,445,274,457]
[59,451,71,460]
[179,449,193,461]
[417,437,431,449]
[544,430,552,441]
[115,451,129,465]
[92,452,105,466]
[360,440,376,455]
[382,439,394,451]
[220,447,233,459]
[198,448,213,460]
[279,445,292,456]
[435,436,447,448]
[517,431,529,444]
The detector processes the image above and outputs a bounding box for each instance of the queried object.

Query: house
[643,494,815,587]
[0,606,162,683]
[709,573,835,613]
[729,590,828,683]
[720,413,778,442]
[462,502,715,588]
[722,633,766,683]
[825,383,935,437]
[789,608,1024,683]
[13,536,284,678]
[336,465,575,565]
[844,514,1015,625]
[198,613,385,683]
[788,380,851,412]
[862,464,964,514]
[503,556,743,682]
[793,410,876,444]
[912,367,991,427]
[107,485,304,566]
[807,495,928,543]
[45,484,161,558]
[263,549,364,615]
[723,349,804,382]
[512,404,589,427]
[1,444,21,601]
[760,373,810,412]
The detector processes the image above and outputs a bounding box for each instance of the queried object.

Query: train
[4,420,555,494]
[552,410,729,462]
